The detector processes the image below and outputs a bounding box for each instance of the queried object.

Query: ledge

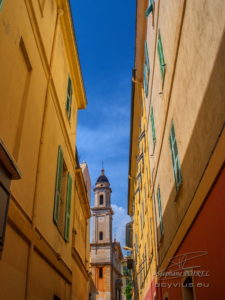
[0,139,21,180]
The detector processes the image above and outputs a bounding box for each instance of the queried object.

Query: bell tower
[90,169,115,300]
[91,169,113,244]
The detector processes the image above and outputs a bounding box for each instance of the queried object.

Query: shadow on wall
[157,28,225,264]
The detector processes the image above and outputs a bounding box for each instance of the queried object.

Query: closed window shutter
[143,65,148,96]
[145,0,154,17]
[157,32,166,79]
[54,146,63,224]
[169,124,182,190]
[150,108,156,145]
[143,42,150,97]
[66,77,73,119]
[157,187,164,235]
[64,173,72,241]
[145,42,150,73]
[0,0,4,10]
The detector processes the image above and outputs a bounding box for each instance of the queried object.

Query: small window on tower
[99,267,103,278]
[99,231,103,240]
[99,195,104,205]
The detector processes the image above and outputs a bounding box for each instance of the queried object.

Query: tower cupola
[95,168,111,189]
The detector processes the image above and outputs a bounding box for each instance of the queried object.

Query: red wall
[159,166,225,299]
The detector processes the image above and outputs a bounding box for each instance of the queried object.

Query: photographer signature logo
[156,251,209,280]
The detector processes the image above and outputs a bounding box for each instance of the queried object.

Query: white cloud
[111,204,131,249]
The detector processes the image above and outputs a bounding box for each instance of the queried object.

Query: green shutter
[143,65,148,96]
[0,0,4,10]
[150,108,156,146]
[157,31,166,80]
[145,42,150,73]
[157,186,164,235]
[54,146,63,224]
[64,173,72,242]
[66,77,73,119]
[145,0,154,17]
[169,123,182,190]
[143,42,150,97]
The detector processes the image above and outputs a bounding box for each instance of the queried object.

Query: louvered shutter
[0,0,4,10]
[157,187,164,235]
[145,0,154,17]
[66,77,73,119]
[54,146,63,224]
[157,32,166,79]
[169,124,182,190]
[143,42,150,97]
[64,173,72,241]
[150,108,156,145]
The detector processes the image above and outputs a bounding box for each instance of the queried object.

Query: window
[143,42,150,97]
[169,123,182,190]
[157,31,166,81]
[99,267,103,278]
[66,76,73,119]
[150,108,156,147]
[99,194,104,205]
[53,146,72,241]
[183,277,194,300]
[145,0,154,17]
[99,231,103,240]
[157,186,164,236]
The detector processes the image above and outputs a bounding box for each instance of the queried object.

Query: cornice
[55,0,87,109]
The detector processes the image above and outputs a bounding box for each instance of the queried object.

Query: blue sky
[71,1,135,247]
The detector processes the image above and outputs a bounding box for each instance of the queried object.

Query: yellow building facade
[127,2,158,298]
[129,0,225,299]
[128,73,157,300]
[0,1,91,299]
